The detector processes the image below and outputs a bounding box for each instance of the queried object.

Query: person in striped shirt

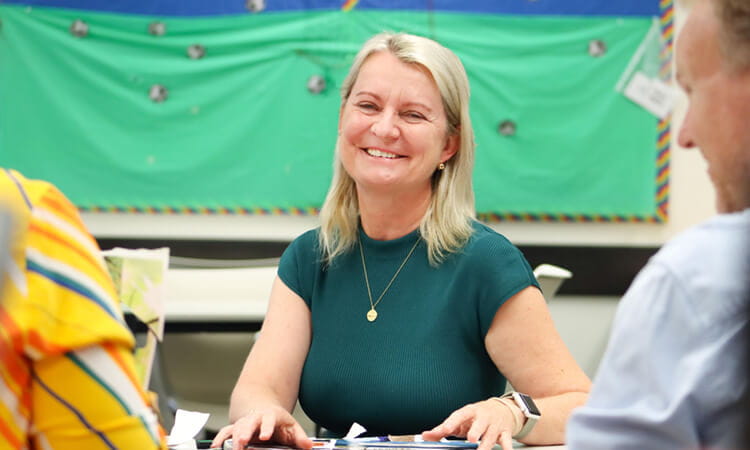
[0,168,166,449]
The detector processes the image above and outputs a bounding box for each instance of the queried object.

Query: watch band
[500,392,541,439]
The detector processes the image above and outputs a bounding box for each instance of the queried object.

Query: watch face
[518,393,541,416]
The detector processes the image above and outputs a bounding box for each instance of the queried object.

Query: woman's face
[338,51,458,198]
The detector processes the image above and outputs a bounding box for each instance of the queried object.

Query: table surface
[211,441,566,450]
[223,445,564,450]
[235,445,565,450]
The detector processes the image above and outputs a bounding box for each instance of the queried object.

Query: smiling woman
[338,51,458,236]
[213,32,591,450]
[322,33,475,265]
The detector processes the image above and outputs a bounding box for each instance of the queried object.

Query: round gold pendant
[366,308,378,322]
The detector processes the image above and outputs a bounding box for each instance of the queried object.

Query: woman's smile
[362,147,404,159]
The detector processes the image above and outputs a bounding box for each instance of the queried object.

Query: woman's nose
[370,113,400,139]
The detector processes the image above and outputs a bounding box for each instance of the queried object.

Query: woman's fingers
[498,430,514,450]
[231,412,263,449]
[422,423,449,442]
[476,423,500,450]
[258,411,278,441]
[465,411,489,443]
[289,422,314,449]
[424,399,517,450]
[424,406,473,441]
[210,425,233,448]
[210,407,314,450]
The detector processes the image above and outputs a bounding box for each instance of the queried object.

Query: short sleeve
[277,229,320,308]
[463,225,539,337]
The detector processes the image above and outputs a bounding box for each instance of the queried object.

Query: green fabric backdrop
[0,5,659,218]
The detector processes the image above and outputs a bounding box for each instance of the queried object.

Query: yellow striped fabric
[0,169,166,450]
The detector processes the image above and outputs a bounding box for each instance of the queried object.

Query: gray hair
[715,0,750,69]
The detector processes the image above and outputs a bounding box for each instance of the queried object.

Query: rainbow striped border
[79,1,673,222]
[476,212,663,224]
[654,0,673,222]
[341,0,359,12]
[81,205,321,215]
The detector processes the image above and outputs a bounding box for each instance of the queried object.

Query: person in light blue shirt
[566,0,750,449]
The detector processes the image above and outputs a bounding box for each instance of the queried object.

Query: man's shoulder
[653,210,750,274]
[643,210,750,319]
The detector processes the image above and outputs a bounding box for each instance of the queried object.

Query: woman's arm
[424,286,591,450]
[212,276,314,449]
[488,285,591,444]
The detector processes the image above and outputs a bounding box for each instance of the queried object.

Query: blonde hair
[318,32,476,266]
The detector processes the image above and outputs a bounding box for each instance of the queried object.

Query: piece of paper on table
[168,409,210,446]
[344,422,367,439]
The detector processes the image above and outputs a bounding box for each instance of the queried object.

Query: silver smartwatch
[501,391,541,439]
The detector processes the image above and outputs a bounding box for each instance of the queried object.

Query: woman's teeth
[366,149,399,159]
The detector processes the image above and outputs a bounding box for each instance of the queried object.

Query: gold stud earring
[438,162,446,171]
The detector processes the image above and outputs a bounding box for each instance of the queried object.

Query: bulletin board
[0,0,672,222]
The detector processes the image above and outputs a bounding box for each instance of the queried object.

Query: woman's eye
[357,102,378,110]
[404,111,426,120]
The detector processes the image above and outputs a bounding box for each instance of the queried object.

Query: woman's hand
[422,399,516,450]
[210,405,313,450]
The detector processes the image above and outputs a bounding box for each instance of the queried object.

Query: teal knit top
[278,221,539,436]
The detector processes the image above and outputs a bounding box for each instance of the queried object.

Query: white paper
[344,422,367,439]
[167,409,210,446]
[624,71,673,119]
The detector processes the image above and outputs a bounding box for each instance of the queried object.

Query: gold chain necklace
[358,236,420,322]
